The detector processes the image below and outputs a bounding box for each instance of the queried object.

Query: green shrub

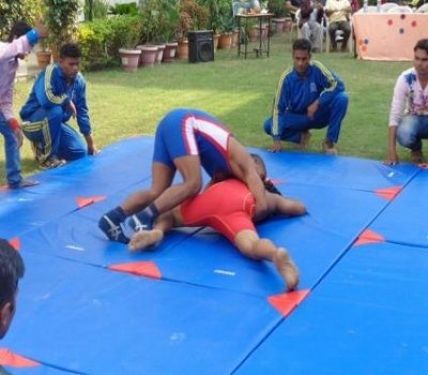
[77,15,143,71]
[84,0,109,20]
[109,2,138,15]
[0,0,43,39]
[268,0,289,17]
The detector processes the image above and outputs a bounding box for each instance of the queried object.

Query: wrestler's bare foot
[274,248,299,291]
[129,229,164,252]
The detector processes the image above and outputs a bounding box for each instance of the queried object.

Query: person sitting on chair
[324,0,351,52]
[299,0,324,53]
[263,38,348,154]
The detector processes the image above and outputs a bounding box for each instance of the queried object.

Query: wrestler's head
[250,153,282,195]
[250,153,267,180]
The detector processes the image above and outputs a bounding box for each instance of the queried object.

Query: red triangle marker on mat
[0,348,39,367]
[8,237,20,251]
[268,289,310,316]
[75,195,106,208]
[354,229,385,246]
[375,186,402,201]
[109,261,162,279]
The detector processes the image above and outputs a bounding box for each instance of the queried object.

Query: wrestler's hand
[307,100,319,120]
[269,140,282,152]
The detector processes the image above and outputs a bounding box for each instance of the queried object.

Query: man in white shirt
[324,0,351,51]
[386,39,428,165]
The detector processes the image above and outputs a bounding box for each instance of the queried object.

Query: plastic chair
[416,3,428,12]
[380,3,399,12]
[387,5,413,13]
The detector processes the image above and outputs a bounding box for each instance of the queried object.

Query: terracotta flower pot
[218,33,232,49]
[272,18,286,33]
[155,44,166,64]
[162,42,178,63]
[213,33,220,51]
[249,27,259,42]
[177,39,189,60]
[118,48,142,73]
[36,51,52,70]
[231,29,239,47]
[136,45,158,68]
[284,17,293,32]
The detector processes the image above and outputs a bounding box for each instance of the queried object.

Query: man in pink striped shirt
[386,39,428,165]
[0,21,47,188]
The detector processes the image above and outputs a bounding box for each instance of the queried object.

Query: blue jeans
[0,113,22,186]
[22,107,87,161]
[396,115,428,151]
[264,91,348,144]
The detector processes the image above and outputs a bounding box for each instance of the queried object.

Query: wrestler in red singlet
[180,179,256,242]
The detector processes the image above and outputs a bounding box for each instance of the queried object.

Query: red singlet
[180,179,256,242]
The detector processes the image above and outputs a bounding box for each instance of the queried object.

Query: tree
[0,0,43,39]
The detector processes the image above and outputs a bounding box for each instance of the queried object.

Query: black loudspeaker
[188,30,214,63]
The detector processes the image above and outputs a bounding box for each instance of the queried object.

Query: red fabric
[0,348,39,367]
[181,179,256,242]
[268,290,310,316]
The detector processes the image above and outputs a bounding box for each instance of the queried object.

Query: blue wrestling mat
[0,136,425,374]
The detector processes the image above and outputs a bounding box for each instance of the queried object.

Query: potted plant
[176,0,209,59]
[269,0,291,33]
[139,0,179,63]
[218,14,234,49]
[199,0,221,50]
[117,16,143,72]
[43,0,80,60]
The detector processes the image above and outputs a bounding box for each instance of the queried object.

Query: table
[236,13,273,59]
[353,13,428,61]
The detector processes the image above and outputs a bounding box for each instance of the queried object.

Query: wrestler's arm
[229,139,268,220]
[263,192,306,219]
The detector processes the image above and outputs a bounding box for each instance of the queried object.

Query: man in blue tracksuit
[264,38,348,154]
[20,43,97,169]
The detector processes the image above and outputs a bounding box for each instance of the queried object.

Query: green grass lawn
[1,32,411,184]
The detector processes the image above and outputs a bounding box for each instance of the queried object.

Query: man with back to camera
[386,39,428,165]
[20,42,98,169]
[263,38,348,155]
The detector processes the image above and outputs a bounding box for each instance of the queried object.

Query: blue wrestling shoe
[128,204,159,232]
[98,207,129,244]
